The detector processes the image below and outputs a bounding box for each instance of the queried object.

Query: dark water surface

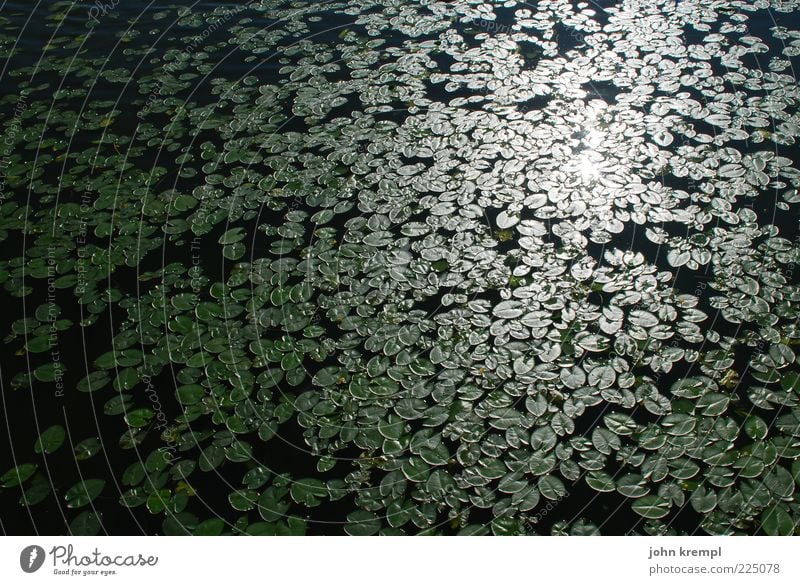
[1,0,800,536]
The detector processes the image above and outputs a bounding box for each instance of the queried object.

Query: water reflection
[0,0,799,536]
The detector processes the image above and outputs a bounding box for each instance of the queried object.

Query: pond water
[1,0,799,536]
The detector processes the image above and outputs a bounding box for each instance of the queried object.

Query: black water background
[0,0,798,536]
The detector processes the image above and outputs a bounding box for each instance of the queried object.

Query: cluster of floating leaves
[1,0,800,535]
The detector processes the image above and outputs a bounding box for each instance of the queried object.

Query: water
[1,0,799,536]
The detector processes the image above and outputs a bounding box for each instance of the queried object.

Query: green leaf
[218,227,247,245]
[345,510,380,536]
[146,490,170,514]
[761,505,795,535]
[119,488,147,508]
[34,425,65,454]
[228,489,258,511]
[124,408,154,428]
[258,490,290,522]
[781,371,800,393]
[695,393,730,416]
[162,513,196,535]
[592,427,620,454]
[114,367,139,391]
[604,413,638,436]
[289,478,327,507]
[74,438,102,461]
[70,511,103,535]
[1,463,37,487]
[194,518,225,535]
[764,465,795,499]
[20,482,51,507]
[199,444,225,472]
[222,242,245,260]
[77,371,111,393]
[275,517,307,536]
[631,495,671,519]
[176,384,206,405]
[65,479,106,508]
[25,336,51,353]
[586,471,616,492]
[689,486,717,513]
[243,522,275,535]
[243,467,271,490]
[744,415,768,440]
[34,362,64,382]
[661,413,696,436]
[280,351,302,371]
[538,475,567,500]
[491,516,523,535]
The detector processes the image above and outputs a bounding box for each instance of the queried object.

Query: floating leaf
[194,518,226,536]
[65,479,105,508]
[69,511,103,536]
[689,486,717,513]
[34,425,65,454]
[1,463,37,487]
[289,478,327,507]
[345,510,380,536]
[631,495,671,519]
[696,393,730,416]
[761,505,795,536]
[538,475,567,500]
[74,438,102,461]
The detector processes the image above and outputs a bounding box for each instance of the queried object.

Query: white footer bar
[1,536,797,583]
